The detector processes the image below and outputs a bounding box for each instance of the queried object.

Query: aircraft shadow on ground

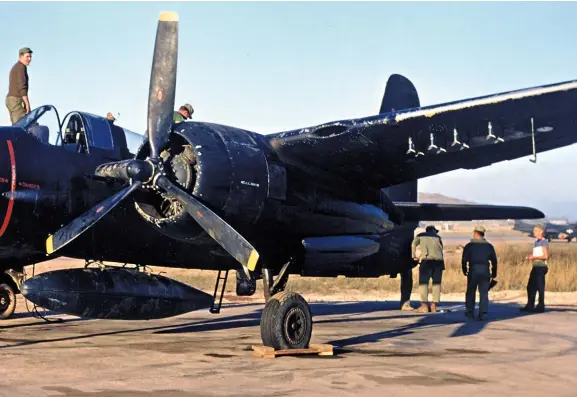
[0,300,544,349]
[325,301,540,348]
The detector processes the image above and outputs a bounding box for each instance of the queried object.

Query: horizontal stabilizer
[394,202,544,222]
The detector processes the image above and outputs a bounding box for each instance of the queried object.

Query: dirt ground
[2,293,577,396]
[3,234,577,397]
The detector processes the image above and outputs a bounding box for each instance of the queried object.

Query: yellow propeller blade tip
[247,250,259,271]
[159,11,178,22]
[46,235,54,255]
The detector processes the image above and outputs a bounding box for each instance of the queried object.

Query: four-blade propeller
[45,12,260,272]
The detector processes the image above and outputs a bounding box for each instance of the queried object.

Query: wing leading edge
[268,79,577,190]
[393,202,544,222]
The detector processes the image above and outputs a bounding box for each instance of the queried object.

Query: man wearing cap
[411,225,445,313]
[521,223,549,313]
[173,103,193,123]
[461,225,498,321]
[5,47,33,124]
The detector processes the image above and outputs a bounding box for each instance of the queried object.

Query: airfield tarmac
[2,295,577,397]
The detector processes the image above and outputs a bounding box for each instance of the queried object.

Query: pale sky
[1,1,577,218]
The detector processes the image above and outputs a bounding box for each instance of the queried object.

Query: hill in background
[417,192,513,229]
[418,192,476,205]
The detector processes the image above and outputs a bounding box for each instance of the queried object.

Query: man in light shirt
[521,224,549,313]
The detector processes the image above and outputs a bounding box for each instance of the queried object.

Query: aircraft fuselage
[0,111,408,281]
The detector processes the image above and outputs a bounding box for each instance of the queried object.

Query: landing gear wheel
[260,291,312,350]
[0,282,16,320]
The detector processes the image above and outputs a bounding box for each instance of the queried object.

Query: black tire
[0,282,16,320]
[260,291,312,350]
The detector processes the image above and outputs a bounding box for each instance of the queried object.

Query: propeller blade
[46,182,142,255]
[147,11,179,159]
[155,176,260,271]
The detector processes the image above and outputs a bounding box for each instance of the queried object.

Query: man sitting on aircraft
[411,225,445,313]
[173,103,193,123]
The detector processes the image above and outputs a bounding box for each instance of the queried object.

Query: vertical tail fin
[380,74,420,205]
[375,75,422,288]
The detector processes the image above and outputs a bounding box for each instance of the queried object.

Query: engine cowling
[132,122,270,243]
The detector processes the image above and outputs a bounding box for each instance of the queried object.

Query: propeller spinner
[45,12,260,272]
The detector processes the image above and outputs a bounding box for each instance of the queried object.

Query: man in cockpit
[173,103,193,123]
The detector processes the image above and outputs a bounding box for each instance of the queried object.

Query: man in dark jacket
[5,47,33,124]
[462,225,498,321]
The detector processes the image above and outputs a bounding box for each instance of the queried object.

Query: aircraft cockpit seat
[63,124,77,144]
[28,124,49,144]
[62,114,88,153]
[62,126,77,152]
[76,128,88,154]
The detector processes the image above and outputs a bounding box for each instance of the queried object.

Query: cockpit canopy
[13,105,145,157]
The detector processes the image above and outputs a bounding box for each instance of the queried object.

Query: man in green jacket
[173,103,193,123]
[462,225,498,321]
[411,225,445,313]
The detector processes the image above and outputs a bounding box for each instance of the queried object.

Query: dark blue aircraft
[513,219,577,242]
[2,11,577,350]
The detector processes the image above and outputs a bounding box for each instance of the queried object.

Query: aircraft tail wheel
[0,282,16,320]
[260,291,312,350]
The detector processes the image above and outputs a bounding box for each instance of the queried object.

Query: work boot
[430,302,437,313]
[415,302,430,313]
[401,301,414,311]
[520,304,534,312]
[532,305,545,313]
[477,312,486,321]
[465,311,474,319]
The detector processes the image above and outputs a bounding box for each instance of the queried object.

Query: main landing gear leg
[236,268,257,297]
[260,259,313,350]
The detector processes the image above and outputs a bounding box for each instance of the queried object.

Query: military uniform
[411,225,445,313]
[522,225,549,312]
[6,47,32,125]
[173,103,193,123]
[461,226,497,320]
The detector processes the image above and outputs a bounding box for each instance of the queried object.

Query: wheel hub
[0,291,10,312]
[283,307,307,346]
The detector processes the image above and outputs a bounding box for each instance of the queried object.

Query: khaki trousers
[5,96,26,125]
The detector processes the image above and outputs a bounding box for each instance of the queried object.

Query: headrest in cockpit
[28,124,49,144]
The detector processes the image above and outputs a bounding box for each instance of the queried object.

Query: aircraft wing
[267,80,577,190]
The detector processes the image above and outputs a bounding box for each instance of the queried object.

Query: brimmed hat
[425,225,439,233]
[474,225,486,233]
[181,103,193,118]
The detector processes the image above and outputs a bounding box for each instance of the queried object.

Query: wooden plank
[252,344,334,358]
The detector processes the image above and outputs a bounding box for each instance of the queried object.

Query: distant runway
[441,234,529,242]
[439,233,572,244]
[2,297,577,396]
